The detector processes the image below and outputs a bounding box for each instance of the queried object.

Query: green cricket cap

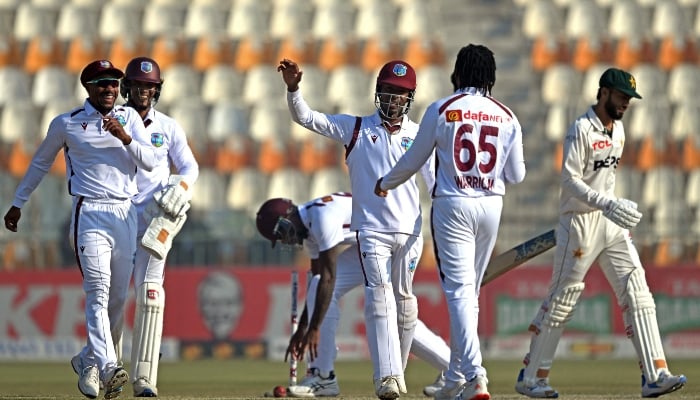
[599,67,642,99]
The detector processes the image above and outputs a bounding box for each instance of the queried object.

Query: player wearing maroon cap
[278,59,434,400]
[4,59,158,400]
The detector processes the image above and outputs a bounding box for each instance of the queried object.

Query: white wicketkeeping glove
[154,175,192,218]
[603,197,642,229]
[141,200,189,260]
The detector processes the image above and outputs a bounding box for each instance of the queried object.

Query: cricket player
[122,56,199,397]
[376,44,527,400]
[513,68,686,398]
[4,59,158,399]
[279,58,434,400]
[256,193,450,398]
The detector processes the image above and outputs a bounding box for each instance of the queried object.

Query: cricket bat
[481,229,556,286]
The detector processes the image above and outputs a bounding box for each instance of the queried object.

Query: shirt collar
[585,106,619,136]
[455,87,487,96]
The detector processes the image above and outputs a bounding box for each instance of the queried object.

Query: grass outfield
[0,359,696,399]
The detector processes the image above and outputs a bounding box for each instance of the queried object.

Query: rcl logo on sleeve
[592,140,612,150]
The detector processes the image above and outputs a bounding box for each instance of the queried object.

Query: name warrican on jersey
[297,192,355,259]
[12,101,157,208]
[559,107,624,214]
[132,107,199,208]
[287,90,434,236]
[383,87,525,198]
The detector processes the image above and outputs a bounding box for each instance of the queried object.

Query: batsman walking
[121,56,199,397]
[376,44,526,400]
[514,68,686,398]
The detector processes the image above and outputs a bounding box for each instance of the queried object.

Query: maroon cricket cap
[376,60,417,91]
[80,60,124,86]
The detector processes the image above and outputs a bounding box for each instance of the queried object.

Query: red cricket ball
[273,385,287,398]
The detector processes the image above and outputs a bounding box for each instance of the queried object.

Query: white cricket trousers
[431,195,502,384]
[70,196,136,379]
[309,246,449,374]
[357,230,422,381]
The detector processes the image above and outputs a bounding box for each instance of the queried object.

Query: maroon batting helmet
[120,57,163,102]
[376,60,416,91]
[256,198,296,247]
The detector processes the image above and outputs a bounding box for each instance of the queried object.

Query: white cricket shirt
[12,101,157,208]
[382,87,526,197]
[287,90,434,236]
[559,107,624,214]
[297,192,355,258]
[132,107,199,207]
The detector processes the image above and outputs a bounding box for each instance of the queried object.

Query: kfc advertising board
[1,265,698,360]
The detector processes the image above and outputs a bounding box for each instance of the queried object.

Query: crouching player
[256,194,450,398]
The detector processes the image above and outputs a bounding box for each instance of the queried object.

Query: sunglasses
[87,77,120,88]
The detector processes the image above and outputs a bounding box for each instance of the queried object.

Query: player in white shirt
[3,59,158,400]
[376,44,527,400]
[513,68,686,399]
[278,58,434,400]
[256,193,450,398]
[120,57,199,397]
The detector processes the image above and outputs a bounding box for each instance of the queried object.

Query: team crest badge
[400,137,413,151]
[408,258,417,272]
[393,64,408,77]
[151,132,164,147]
[116,115,126,126]
[141,61,153,73]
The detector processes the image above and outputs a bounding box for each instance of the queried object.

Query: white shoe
[375,376,403,400]
[433,381,464,400]
[642,370,687,398]
[133,376,159,397]
[72,354,104,389]
[458,376,490,400]
[514,369,559,398]
[287,370,340,397]
[103,367,129,400]
[423,371,446,397]
[77,363,100,399]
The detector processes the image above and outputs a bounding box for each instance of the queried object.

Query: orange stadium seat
[296,135,339,174]
[571,37,614,72]
[682,136,700,171]
[192,35,233,71]
[23,36,64,74]
[0,35,21,67]
[317,36,360,72]
[107,35,148,71]
[275,37,317,67]
[402,36,446,70]
[360,36,401,72]
[657,36,697,71]
[233,36,274,72]
[65,36,106,74]
[614,37,656,71]
[150,34,190,71]
[530,36,570,72]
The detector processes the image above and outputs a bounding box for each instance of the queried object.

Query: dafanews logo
[445,110,462,122]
